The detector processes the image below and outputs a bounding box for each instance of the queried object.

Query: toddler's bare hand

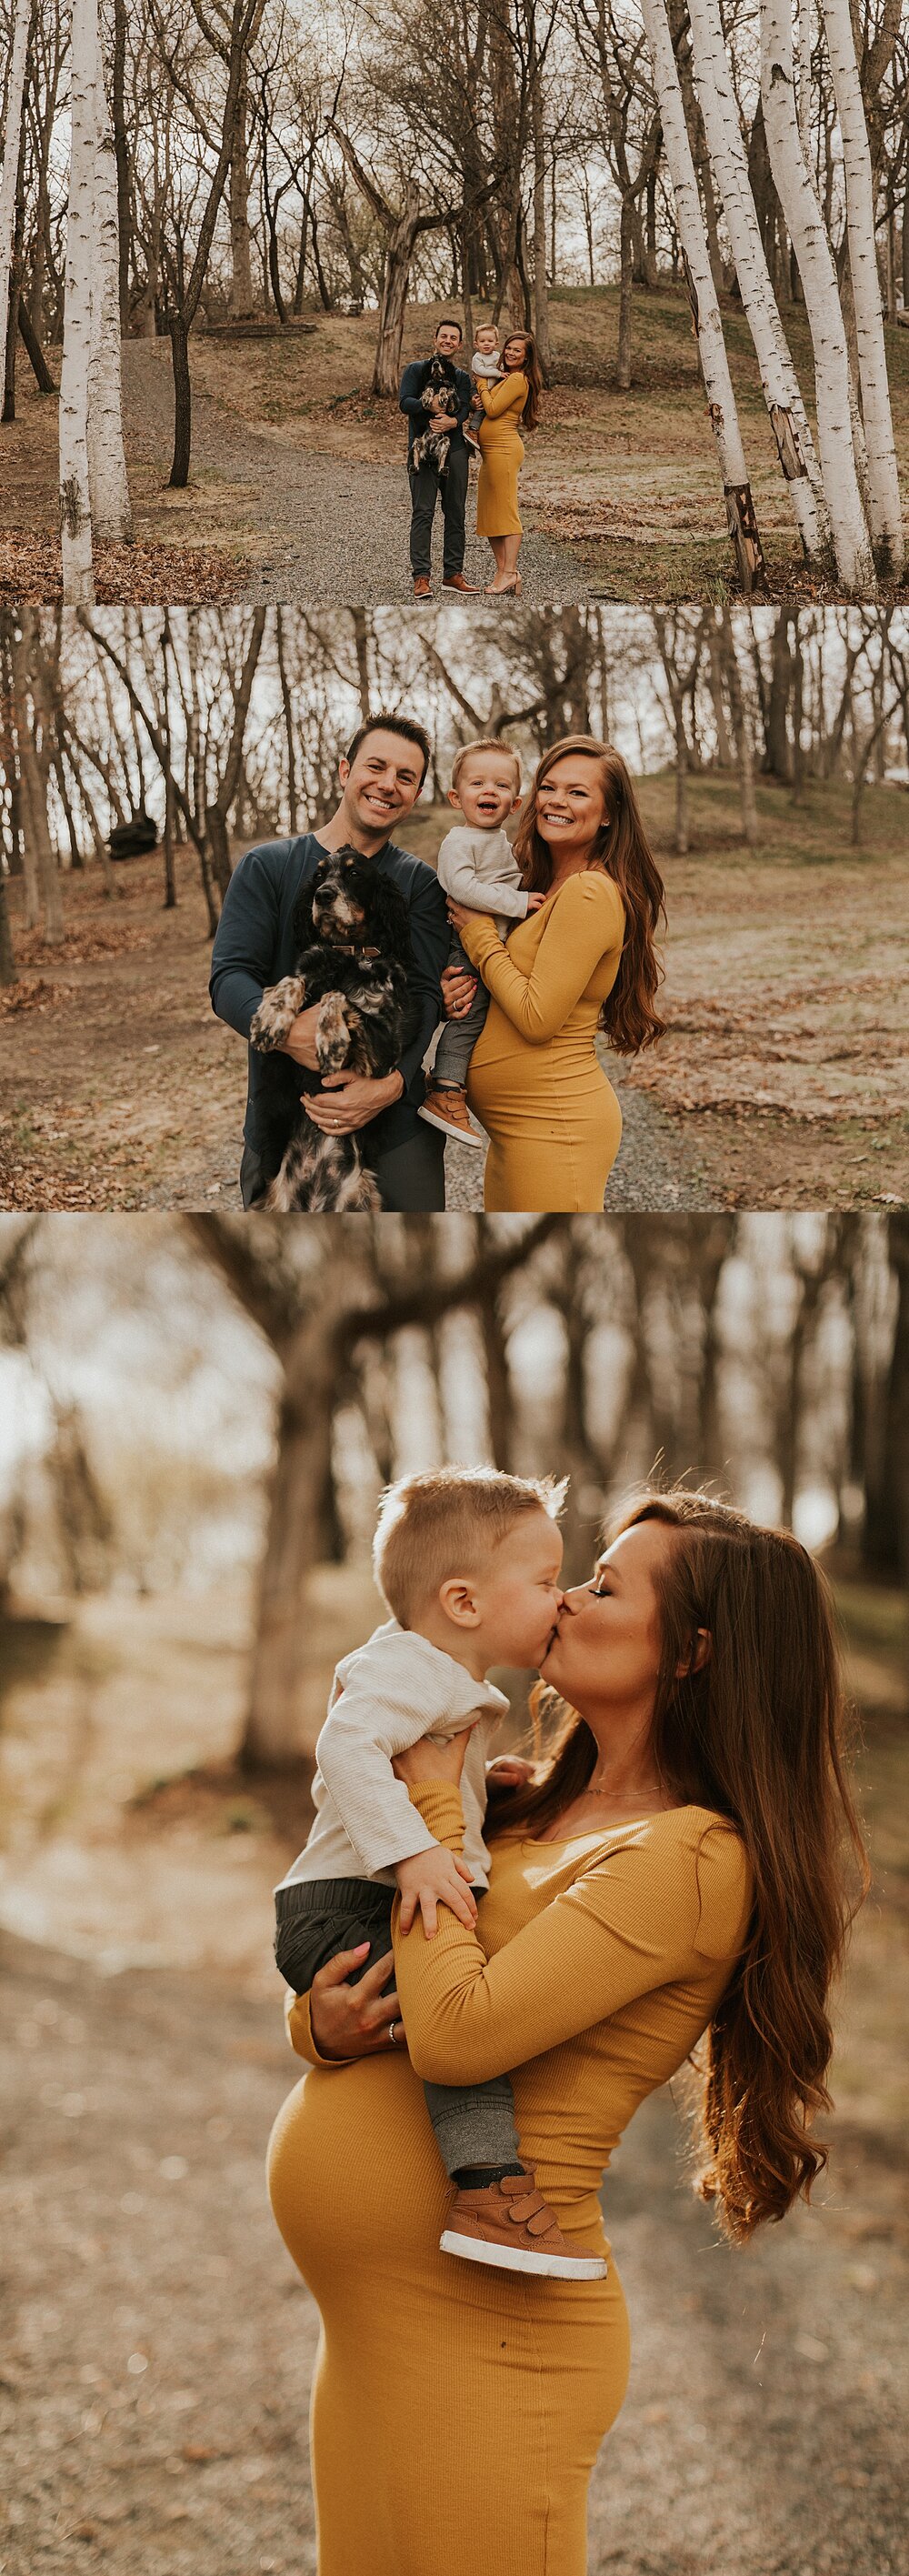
[526,894,547,911]
[485,1754,535,1789]
[395,1847,478,1939]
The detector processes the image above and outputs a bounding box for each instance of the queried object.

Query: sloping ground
[3,287,906,605]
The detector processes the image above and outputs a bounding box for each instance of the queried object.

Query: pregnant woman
[268,1488,864,2576]
[474,329,542,595]
[444,736,665,1212]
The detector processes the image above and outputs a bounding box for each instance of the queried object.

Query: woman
[474,330,543,595]
[268,1490,865,2576]
[444,736,664,1213]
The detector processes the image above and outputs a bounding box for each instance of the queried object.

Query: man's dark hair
[344,713,432,788]
[435,317,464,342]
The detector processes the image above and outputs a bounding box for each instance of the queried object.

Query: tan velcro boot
[440,2170,607,2280]
[417,1086,486,1149]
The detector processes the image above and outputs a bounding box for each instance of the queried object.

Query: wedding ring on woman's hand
[389,2021,399,2046]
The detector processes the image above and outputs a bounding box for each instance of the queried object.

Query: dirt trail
[152,1079,710,1213]
[1,1926,904,2576]
[121,344,593,606]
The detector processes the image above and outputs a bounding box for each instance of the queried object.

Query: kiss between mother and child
[209,715,667,1215]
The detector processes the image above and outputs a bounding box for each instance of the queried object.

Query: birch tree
[86,0,133,545]
[0,0,35,376]
[639,0,767,594]
[821,0,904,578]
[760,0,875,596]
[686,0,833,573]
[58,0,96,605]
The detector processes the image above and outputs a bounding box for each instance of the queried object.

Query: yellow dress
[457,870,625,1212]
[267,1786,752,2576]
[475,371,528,536]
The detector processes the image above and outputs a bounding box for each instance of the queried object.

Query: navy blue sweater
[209,834,448,1158]
[399,358,472,456]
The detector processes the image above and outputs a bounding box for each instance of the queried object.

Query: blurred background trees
[1,1211,905,1768]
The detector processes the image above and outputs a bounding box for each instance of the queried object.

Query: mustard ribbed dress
[267,1786,752,2576]
[475,372,528,536]
[457,870,626,1212]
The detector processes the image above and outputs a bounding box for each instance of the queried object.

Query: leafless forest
[2,602,907,967]
[1,0,906,598]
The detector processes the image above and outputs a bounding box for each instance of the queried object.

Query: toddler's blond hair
[450,738,521,795]
[374,1465,565,1627]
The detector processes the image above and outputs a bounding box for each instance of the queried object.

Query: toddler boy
[275,1467,605,2280]
[465,320,504,451]
[419,740,544,1149]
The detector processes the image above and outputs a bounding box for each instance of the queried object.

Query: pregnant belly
[269,2069,629,2576]
[269,2059,614,2304]
[268,2059,456,2303]
[469,1035,615,1121]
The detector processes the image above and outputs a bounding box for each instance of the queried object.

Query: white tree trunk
[797,0,812,163]
[86,0,133,542]
[821,0,904,576]
[59,0,96,604]
[760,0,875,594]
[639,0,766,592]
[0,0,33,366]
[687,0,833,569]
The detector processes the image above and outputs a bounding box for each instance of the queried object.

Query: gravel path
[2,1927,904,2576]
[156,1080,708,1214]
[122,344,591,606]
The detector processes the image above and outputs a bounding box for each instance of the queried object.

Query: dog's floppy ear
[366,870,413,958]
[291,867,320,952]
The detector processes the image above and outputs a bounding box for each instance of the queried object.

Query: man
[210,717,449,1212]
[399,319,479,601]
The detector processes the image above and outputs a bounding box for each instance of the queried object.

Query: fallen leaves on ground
[11,918,155,968]
[0,532,250,606]
[0,977,75,1016]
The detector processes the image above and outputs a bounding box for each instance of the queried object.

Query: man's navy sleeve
[209,842,285,1038]
[399,361,427,421]
[398,865,448,1094]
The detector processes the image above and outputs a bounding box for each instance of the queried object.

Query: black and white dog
[411,354,460,476]
[249,847,415,1212]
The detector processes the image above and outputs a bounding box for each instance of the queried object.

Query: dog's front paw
[250,977,306,1052]
[315,990,352,1074]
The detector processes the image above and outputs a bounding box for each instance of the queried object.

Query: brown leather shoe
[440,2170,607,2279]
[413,576,432,599]
[418,1086,485,1149]
[443,572,480,593]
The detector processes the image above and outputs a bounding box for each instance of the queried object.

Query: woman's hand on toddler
[395,1845,478,1939]
[308,1945,405,2060]
[441,960,478,1019]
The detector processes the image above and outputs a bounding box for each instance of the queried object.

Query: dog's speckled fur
[411,356,459,475]
[248,847,416,1212]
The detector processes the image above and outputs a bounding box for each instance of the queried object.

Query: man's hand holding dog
[278,1002,325,1069]
[304,1068,405,1134]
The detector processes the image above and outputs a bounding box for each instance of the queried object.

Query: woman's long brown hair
[502,331,543,431]
[487,1490,869,2242]
[510,737,665,1053]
